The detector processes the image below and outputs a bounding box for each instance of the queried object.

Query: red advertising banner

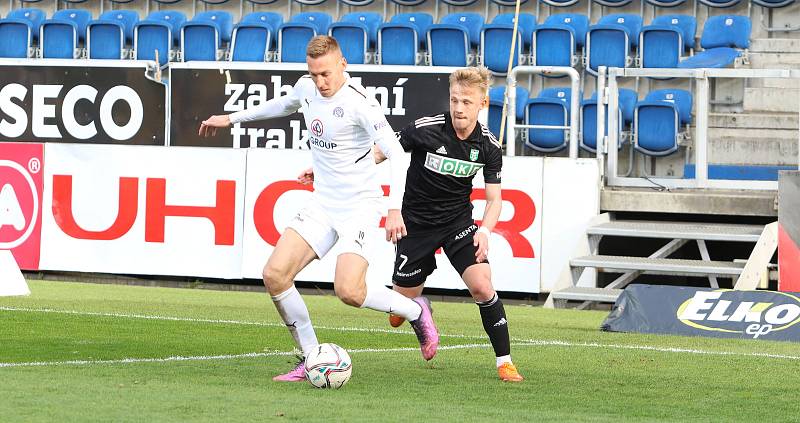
[0,142,44,270]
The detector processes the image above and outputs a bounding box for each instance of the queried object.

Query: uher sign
[602,285,800,342]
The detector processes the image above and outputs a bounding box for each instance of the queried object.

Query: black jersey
[397,112,503,228]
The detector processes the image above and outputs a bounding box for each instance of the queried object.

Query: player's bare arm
[475,183,502,263]
[198,114,231,137]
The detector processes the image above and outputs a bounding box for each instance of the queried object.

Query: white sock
[361,284,422,321]
[496,355,512,367]
[271,285,318,357]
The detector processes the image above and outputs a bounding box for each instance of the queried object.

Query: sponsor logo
[396,268,422,278]
[333,107,344,118]
[493,318,508,327]
[0,143,43,270]
[424,152,484,178]
[436,146,447,155]
[454,224,478,241]
[469,148,479,162]
[373,120,389,131]
[309,137,338,150]
[677,290,800,339]
[310,119,323,137]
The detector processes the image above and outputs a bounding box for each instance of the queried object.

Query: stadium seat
[644,0,687,5]
[531,14,588,68]
[679,15,750,68]
[491,12,536,52]
[278,22,316,63]
[639,15,696,69]
[440,12,484,48]
[241,12,282,50]
[480,24,523,75]
[488,86,529,145]
[586,14,642,76]
[580,89,637,153]
[377,23,418,65]
[340,12,382,49]
[0,19,34,58]
[634,89,692,156]
[427,24,470,66]
[145,10,186,46]
[86,20,125,59]
[524,87,576,153]
[193,11,233,44]
[181,21,220,61]
[52,9,91,45]
[40,19,78,58]
[134,20,172,66]
[329,22,368,64]
[99,10,139,46]
[389,13,433,48]
[290,12,332,35]
[230,22,271,61]
[697,0,742,7]
[7,8,45,42]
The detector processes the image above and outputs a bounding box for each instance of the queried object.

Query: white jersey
[230,73,407,211]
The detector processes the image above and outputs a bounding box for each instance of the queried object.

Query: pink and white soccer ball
[304,343,352,389]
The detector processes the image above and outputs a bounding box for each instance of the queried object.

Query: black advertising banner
[169,62,454,148]
[0,59,166,146]
[602,284,800,342]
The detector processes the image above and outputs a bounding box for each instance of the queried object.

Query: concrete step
[550,287,622,304]
[588,220,764,242]
[708,127,797,140]
[708,112,799,129]
[744,87,800,112]
[571,255,746,277]
[750,39,800,54]
[705,128,799,166]
[747,52,800,68]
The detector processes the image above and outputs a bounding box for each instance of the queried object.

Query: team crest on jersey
[310,119,324,137]
[333,107,344,118]
[425,152,484,178]
[469,149,479,161]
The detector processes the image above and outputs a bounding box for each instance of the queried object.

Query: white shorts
[286,198,382,262]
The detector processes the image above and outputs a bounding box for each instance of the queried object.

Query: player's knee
[334,284,365,307]
[262,263,291,293]
[469,281,495,303]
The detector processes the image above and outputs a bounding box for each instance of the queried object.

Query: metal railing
[506,66,581,158]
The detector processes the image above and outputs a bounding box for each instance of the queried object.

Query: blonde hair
[306,36,342,58]
[449,67,493,95]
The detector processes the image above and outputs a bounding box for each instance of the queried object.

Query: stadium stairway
[546,219,771,309]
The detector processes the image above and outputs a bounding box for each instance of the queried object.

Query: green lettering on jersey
[425,152,483,178]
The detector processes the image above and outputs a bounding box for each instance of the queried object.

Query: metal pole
[608,68,620,180]
[596,66,607,181]
[695,71,710,187]
[506,76,518,157]
[568,66,580,159]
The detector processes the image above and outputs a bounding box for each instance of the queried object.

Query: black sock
[477,293,510,359]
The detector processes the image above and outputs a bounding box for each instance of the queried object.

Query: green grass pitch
[1,280,798,422]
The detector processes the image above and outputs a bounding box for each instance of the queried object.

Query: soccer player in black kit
[374,67,524,382]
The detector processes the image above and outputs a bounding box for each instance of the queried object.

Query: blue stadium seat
[99,10,139,46]
[193,11,233,44]
[580,89,637,153]
[586,14,642,76]
[7,8,45,42]
[524,87,575,153]
[488,86,529,145]
[290,12,332,35]
[241,12,282,50]
[440,12,484,48]
[531,14,588,68]
[145,10,186,46]
[53,9,91,45]
[230,22,271,62]
[634,89,692,156]
[134,20,172,66]
[679,15,750,68]
[278,22,316,63]
[390,13,433,48]
[0,19,33,58]
[491,12,536,52]
[543,13,589,48]
[480,24,523,75]
[340,12,382,49]
[377,23,417,65]
[639,15,696,69]
[653,14,696,50]
[86,20,125,59]
[40,19,78,58]
[181,21,220,61]
[329,22,368,64]
[427,24,470,66]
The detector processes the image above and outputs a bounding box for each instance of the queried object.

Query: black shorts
[392,220,487,288]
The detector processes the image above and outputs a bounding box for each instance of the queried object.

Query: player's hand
[385,209,407,244]
[474,230,489,263]
[198,115,231,137]
[297,168,314,185]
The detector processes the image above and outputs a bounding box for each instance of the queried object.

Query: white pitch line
[0,343,510,368]
[2,306,800,363]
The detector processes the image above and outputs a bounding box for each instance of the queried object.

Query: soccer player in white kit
[198,36,439,382]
